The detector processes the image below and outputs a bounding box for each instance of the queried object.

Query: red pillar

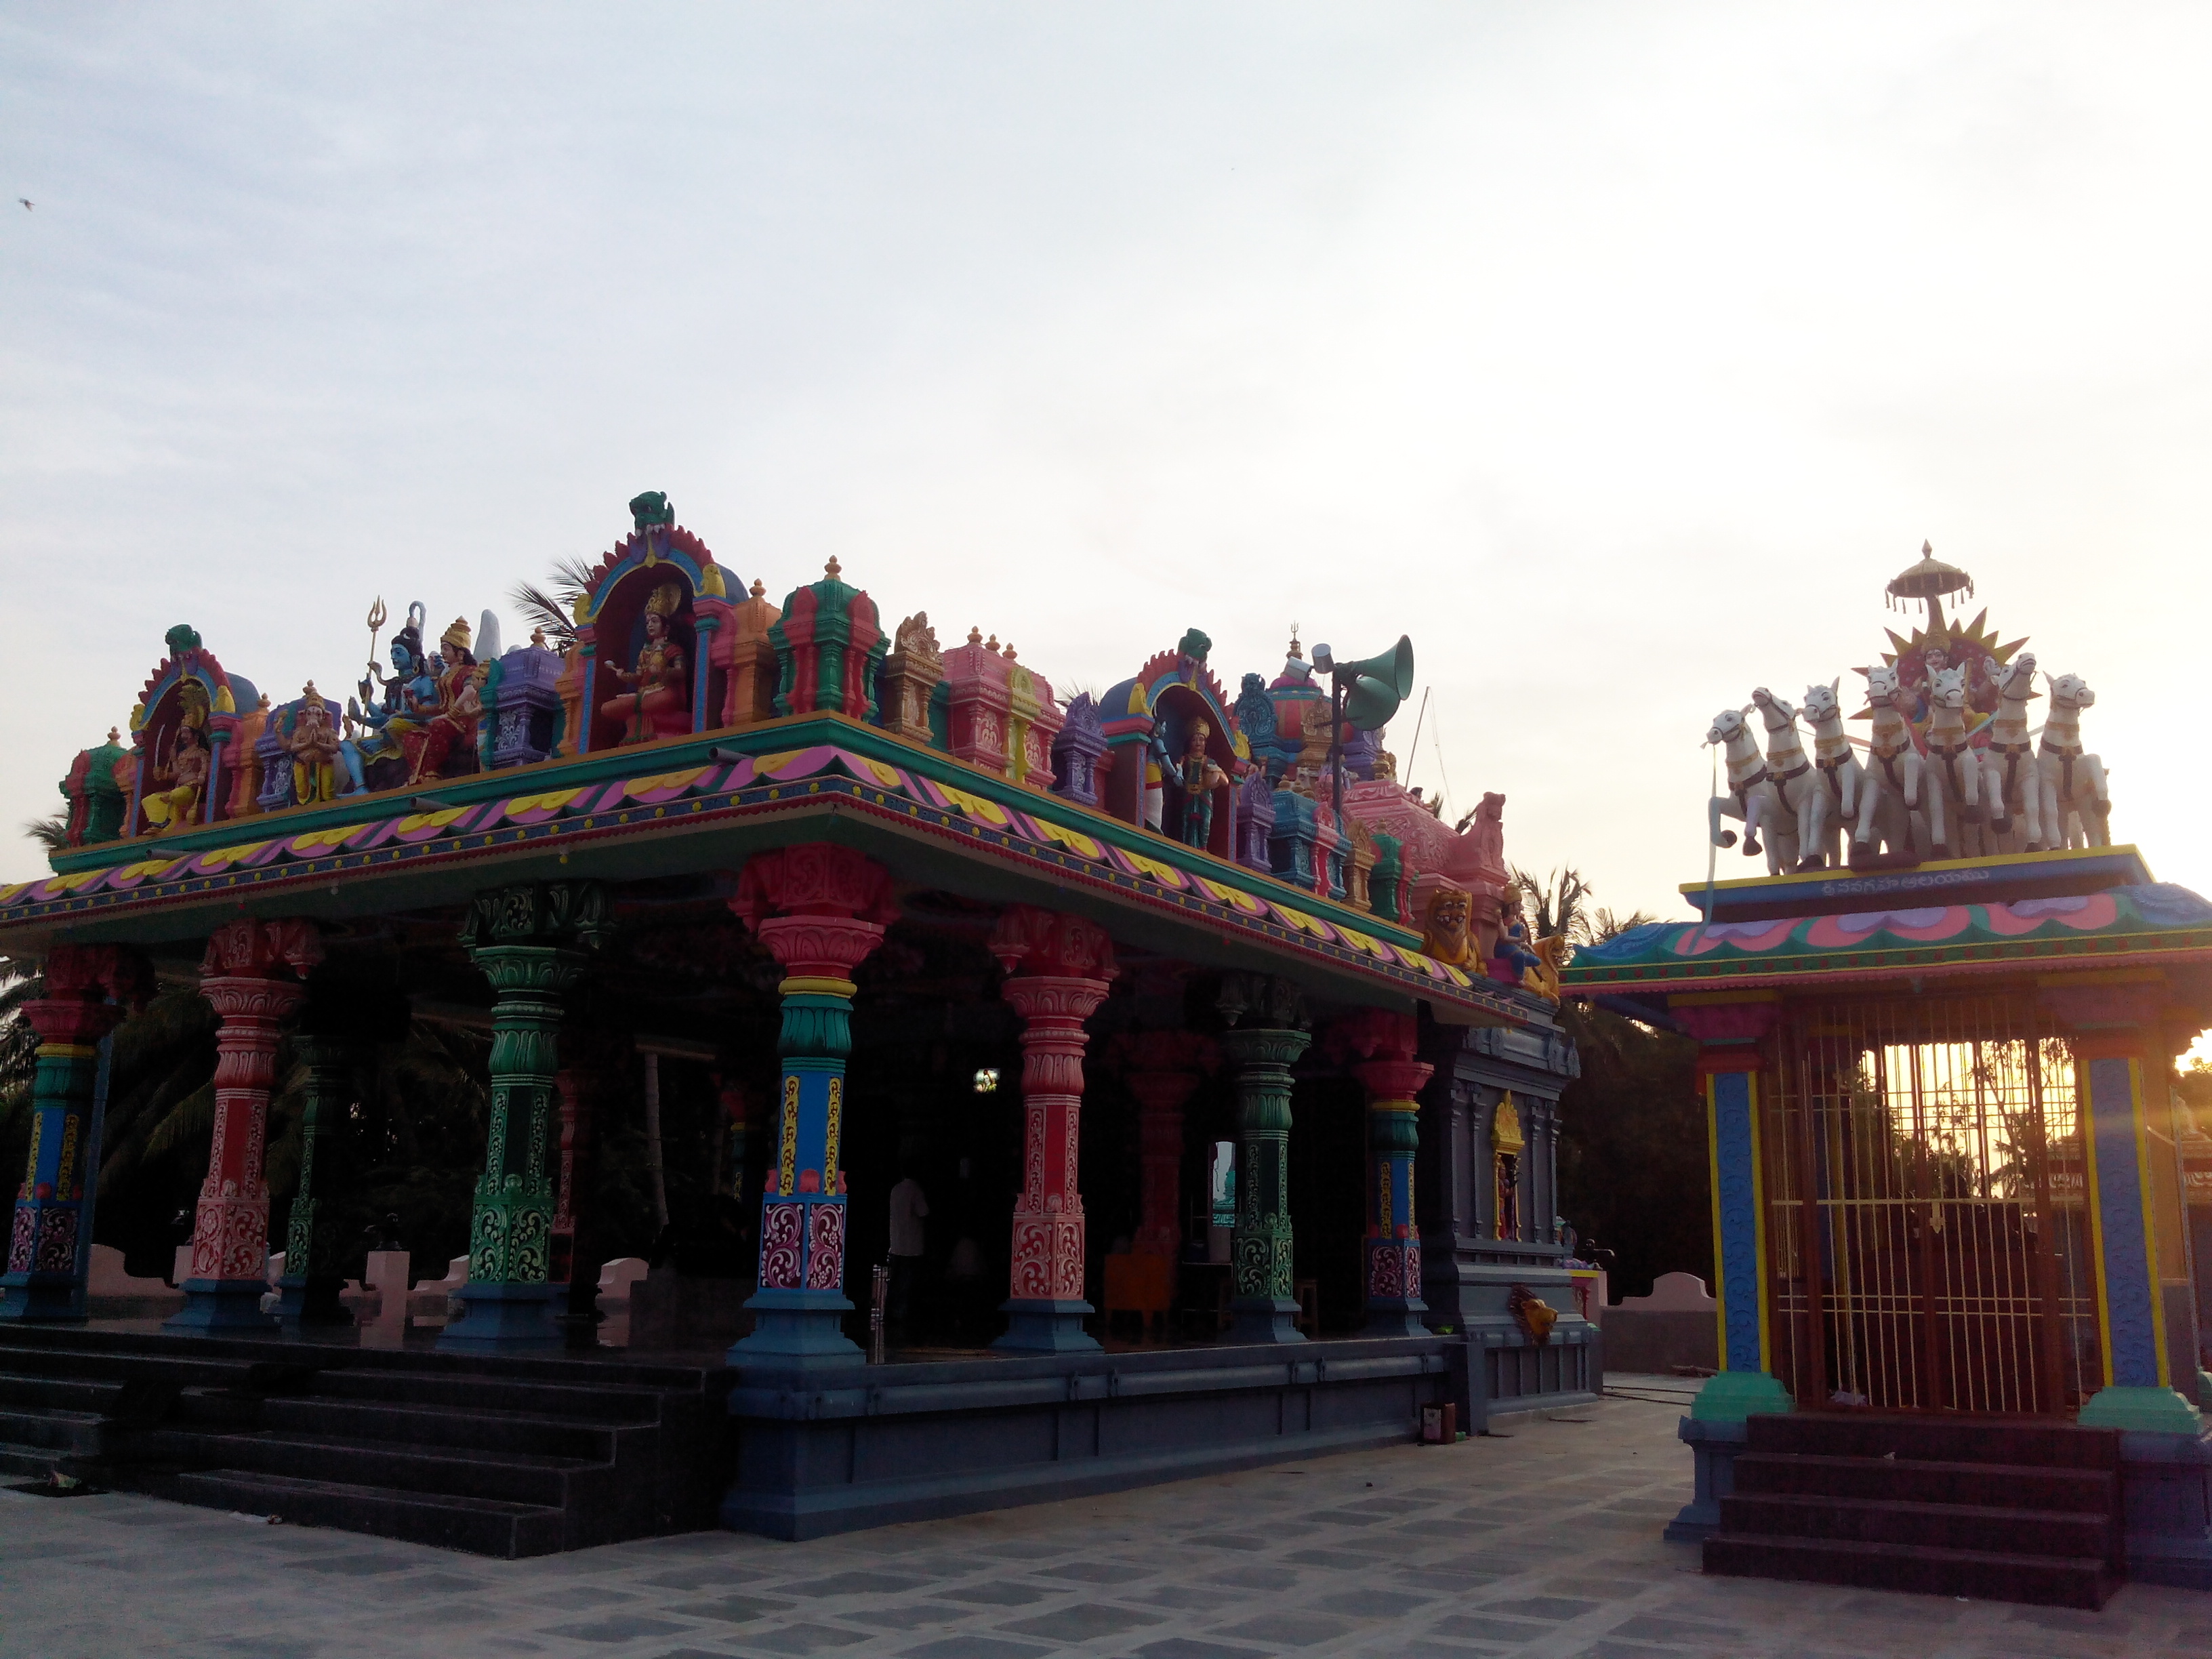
[989,905,1118,1353]
[1124,1029,1214,1262]
[168,918,323,1332]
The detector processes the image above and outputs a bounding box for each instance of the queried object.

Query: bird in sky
[17,199,30,211]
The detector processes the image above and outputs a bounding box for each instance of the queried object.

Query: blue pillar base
[729,1290,863,1368]
[993,1298,1101,1353]
[436,1281,560,1354]
[273,1275,353,1330]
[165,1277,277,1334]
[1362,1296,1431,1338]
[1666,1416,1749,1541]
[0,1274,87,1324]
[1228,1296,1307,1345]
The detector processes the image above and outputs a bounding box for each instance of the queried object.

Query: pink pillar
[169,918,323,1332]
[989,905,1118,1353]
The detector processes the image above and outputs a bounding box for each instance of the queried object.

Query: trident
[363,595,389,676]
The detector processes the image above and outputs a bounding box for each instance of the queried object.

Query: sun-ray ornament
[1851,543,2029,731]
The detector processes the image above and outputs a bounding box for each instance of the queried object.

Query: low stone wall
[1599,1272,1719,1375]
[724,1336,1459,1539]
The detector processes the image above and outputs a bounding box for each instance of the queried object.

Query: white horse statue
[1916,665,1985,860]
[1863,664,1927,861]
[1800,677,1885,863]
[1980,652,2044,851]
[2039,673,2110,848]
[1707,707,1796,874]
[1750,687,1830,871]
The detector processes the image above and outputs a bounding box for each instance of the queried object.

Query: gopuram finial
[750,578,766,600]
[825,556,842,580]
[968,626,983,647]
[1003,643,1017,661]
[1287,622,1303,661]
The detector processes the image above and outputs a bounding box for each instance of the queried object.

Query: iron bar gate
[1759,992,2098,1414]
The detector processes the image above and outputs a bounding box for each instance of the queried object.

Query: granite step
[172,1467,569,1558]
[1719,1490,2118,1560]
[1704,1532,2117,1609]
[1745,1412,2121,1471]
[1729,1451,2115,1513]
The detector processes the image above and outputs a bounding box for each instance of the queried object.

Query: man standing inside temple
[886,1168,930,1343]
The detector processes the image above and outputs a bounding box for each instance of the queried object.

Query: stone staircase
[0,1325,729,1557]
[1706,1412,2123,1608]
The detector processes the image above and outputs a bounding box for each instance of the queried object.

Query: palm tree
[22,813,68,855]
[508,555,602,653]
[1513,866,1593,944]
[1588,905,1658,943]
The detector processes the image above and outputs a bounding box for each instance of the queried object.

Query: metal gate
[1760,993,2100,1414]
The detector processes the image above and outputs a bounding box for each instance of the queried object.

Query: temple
[0,494,1587,1548]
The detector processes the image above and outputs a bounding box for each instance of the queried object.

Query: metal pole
[642,1052,669,1232]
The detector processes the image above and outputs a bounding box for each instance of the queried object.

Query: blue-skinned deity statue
[342,602,438,794]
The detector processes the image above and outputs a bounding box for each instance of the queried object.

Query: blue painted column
[727,846,897,1368]
[1692,1043,1794,1423]
[0,947,143,1323]
[2076,1036,2205,1433]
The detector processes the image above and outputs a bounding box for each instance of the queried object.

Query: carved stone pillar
[1216,974,1312,1345]
[1340,1010,1434,1337]
[274,1033,354,1328]
[0,945,147,1324]
[552,1023,621,1349]
[169,919,325,1332]
[438,882,609,1355]
[989,907,1117,1353]
[1122,1029,1213,1263]
[727,845,897,1367]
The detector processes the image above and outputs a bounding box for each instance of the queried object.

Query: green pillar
[1216,974,1312,1345]
[275,1035,353,1328]
[440,882,609,1355]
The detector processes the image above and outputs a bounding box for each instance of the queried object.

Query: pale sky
[5,4,2209,922]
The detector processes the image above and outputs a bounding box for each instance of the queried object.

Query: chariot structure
[1564,548,2212,1599]
[1,494,1584,1548]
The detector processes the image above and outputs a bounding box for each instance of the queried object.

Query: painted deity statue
[283,687,343,806]
[405,618,480,783]
[598,581,689,745]
[1179,719,1227,848]
[1141,713,1174,832]
[344,604,438,794]
[142,720,209,833]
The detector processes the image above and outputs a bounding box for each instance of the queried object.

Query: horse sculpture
[1915,665,1985,860]
[1980,651,2043,851]
[1750,687,1829,871]
[1707,707,1796,874]
[1863,665,1928,863]
[2039,673,2110,848]
[1800,677,1883,864]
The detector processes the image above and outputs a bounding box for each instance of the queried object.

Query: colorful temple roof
[16,497,1542,1027]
